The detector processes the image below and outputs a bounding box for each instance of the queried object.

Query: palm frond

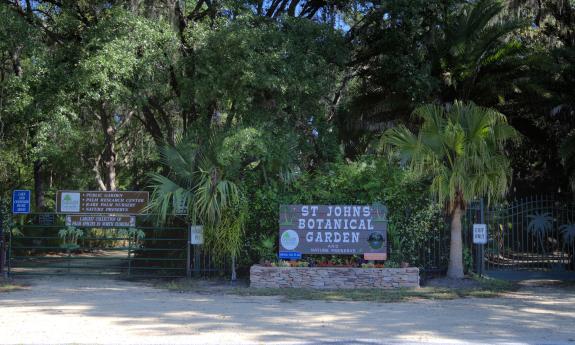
[383,101,518,212]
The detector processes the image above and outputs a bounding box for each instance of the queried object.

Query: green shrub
[241,156,445,270]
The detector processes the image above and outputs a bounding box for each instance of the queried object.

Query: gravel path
[0,276,574,345]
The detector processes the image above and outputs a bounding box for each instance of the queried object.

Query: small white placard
[190,225,204,245]
[473,223,488,244]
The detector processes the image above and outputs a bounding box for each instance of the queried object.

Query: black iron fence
[414,195,575,274]
[5,196,572,279]
[466,196,575,271]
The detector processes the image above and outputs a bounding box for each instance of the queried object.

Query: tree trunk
[33,160,44,211]
[11,45,23,77]
[447,205,465,278]
[99,110,117,191]
[141,105,165,146]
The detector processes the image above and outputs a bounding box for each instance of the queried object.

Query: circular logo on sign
[367,232,384,249]
[281,230,299,250]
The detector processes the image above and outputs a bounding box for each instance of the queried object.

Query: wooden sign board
[279,204,388,260]
[56,191,149,214]
[66,215,136,228]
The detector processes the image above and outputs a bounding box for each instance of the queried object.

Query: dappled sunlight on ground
[0,276,574,344]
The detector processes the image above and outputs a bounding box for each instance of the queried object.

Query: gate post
[479,198,485,276]
[186,224,191,279]
[0,218,4,278]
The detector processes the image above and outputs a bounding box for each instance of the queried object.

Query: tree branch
[93,154,107,191]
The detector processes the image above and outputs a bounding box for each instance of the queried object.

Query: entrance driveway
[0,276,574,344]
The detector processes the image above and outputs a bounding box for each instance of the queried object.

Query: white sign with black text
[473,223,488,244]
[190,225,204,245]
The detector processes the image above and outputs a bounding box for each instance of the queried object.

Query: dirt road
[1,276,574,344]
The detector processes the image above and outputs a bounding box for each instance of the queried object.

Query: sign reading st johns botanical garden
[279,204,388,260]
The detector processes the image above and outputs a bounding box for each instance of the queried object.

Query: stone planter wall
[250,265,419,289]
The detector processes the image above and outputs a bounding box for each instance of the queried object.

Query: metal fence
[416,195,575,274]
[5,213,226,278]
[7,196,572,278]
[465,196,575,271]
[416,221,450,274]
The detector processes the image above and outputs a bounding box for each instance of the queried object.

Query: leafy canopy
[383,101,519,212]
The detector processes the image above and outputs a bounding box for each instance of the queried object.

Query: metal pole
[127,238,132,277]
[0,218,4,278]
[187,225,192,279]
[7,220,12,278]
[194,245,201,277]
[480,198,485,277]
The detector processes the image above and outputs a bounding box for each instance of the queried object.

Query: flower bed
[250,265,419,289]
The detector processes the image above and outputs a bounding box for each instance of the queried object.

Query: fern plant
[256,235,277,263]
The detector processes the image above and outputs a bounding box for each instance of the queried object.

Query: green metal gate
[465,196,575,271]
[6,213,211,278]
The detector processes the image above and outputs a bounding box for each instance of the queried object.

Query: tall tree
[383,101,518,278]
[339,0,527,157]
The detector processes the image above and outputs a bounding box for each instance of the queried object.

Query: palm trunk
[447,205,465,278]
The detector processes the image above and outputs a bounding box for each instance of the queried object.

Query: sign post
[12,190,31,214]
[189,225,204,278]
[186,225,191,279]
[473,223,487,276]
[0,218,4,277]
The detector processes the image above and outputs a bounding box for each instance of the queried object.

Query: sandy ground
[1,276,574,345]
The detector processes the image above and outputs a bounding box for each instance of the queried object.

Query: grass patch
[230,287,459,302]
[162,276,517,302]
[460,275,518,298]
[0,280,25,293]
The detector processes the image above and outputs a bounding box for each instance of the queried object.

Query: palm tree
[433,0,528,103]
[383,101,519,278]
[527,212,554,253]
[560,223,575,244]
[148,132,243,280]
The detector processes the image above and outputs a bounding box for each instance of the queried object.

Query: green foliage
[271,260,291,267]
[383,101,519,212]
[118,228,146,244]
[242,156,444,268]
[2,0,575,279]
[434,0,528,101]
[58,226,83,250]
[383,101,518,277]
[204,203,247,262]
[463,247,474,274]
[148,131,243,226]
[255,235,277,263]
[194,16,347,124]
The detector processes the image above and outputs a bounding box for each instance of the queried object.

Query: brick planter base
[250,265,419,289]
